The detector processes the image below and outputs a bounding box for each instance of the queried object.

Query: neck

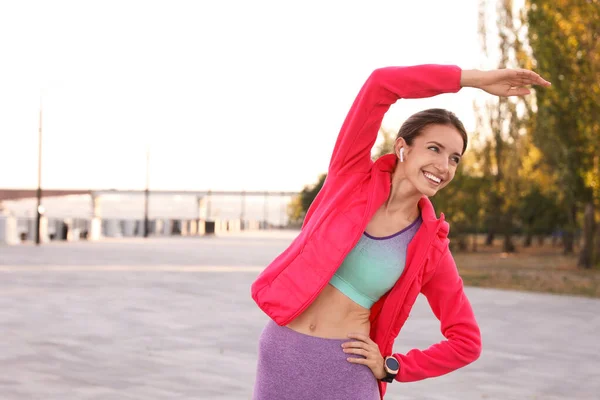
[383,164,422,221]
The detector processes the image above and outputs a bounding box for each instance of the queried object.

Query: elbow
[462,329,483,365]
[367,67,391,85]
[472,323,483,359]
[453,340,481,370]
[451,326,482,367]
[467,340,482,364]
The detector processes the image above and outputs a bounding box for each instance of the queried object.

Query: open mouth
[422,171,443,186]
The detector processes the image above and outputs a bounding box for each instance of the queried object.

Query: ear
[393,137,407,157]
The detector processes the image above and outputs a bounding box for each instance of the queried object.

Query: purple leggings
[252,319,380,400]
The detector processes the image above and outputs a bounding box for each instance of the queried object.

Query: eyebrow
[427,141,462,157]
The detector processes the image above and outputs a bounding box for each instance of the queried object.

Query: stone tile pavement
[0,231,598,399]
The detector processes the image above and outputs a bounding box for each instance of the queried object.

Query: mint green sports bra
[329,217,422,309]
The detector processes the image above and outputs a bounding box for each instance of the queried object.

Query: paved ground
[0,231,599,400]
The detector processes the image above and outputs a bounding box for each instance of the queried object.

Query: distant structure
[0,189,90,201]
[0,188,298,245]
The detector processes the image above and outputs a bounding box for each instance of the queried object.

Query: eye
[451,156,461,164]
[428,146,439,153]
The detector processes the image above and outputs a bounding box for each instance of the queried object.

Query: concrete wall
[4,216,268,245]
[0,214,18,245]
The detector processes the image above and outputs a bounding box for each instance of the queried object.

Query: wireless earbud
[399,147,404,162]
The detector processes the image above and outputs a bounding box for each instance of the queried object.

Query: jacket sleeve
[393,249,482,382]
[328,65,463,176]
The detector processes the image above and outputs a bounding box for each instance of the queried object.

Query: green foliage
[526,0,600,263]
[475,0,535,252]
[431,166,490,235]
[516,136,567,236]
[526,0,600,204]
[517,185,567,235]
[287,126,394,225]
[287,173,326,225]
[288,0,600,262]
[372,127,396,160]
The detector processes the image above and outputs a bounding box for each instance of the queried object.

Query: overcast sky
[0,0,494,192]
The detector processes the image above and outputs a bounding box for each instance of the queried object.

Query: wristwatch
[382,356,400,383]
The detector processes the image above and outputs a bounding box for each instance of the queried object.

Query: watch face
[385,357,399,372]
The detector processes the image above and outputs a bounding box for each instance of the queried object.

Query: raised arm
[328,64,462,176]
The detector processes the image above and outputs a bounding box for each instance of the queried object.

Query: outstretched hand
[461,68,551,97]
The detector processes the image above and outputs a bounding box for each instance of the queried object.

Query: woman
[251,64,550,399]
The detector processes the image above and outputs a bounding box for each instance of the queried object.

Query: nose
[434,157,449,174]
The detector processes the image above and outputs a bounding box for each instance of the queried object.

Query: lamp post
[143,145,150,237]
[35,94,43,245]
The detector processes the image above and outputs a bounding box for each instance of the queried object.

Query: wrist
[460,69,483,88]
[376,362,387,380]
[381,356,400,383]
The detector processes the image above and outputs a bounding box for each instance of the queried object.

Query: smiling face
[395,123,465,197]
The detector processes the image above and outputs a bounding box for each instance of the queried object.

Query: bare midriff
[286,283,371,339]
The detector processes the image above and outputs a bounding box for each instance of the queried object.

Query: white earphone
[399,147,404,162]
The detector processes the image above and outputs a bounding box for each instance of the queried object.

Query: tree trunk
[501,209,516,253]
[457,235,468,252]
[563,204,577,255]
[537,235,545,246]
[524,232,533,247]
[595,219,600,267]
[503,233,516,253]
[485,231,495,246]
[577,202,595,268]
[563,233,575,254]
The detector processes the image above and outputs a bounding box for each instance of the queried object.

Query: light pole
[35,93,43,245]
[143,145,150,237]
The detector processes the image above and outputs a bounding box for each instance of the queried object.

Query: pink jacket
[251,64,482,398]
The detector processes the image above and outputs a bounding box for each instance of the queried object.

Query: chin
[409,181,436,197]
[417,184,444,197]
[418,179,448,197]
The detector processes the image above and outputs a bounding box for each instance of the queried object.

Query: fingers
[342,340,374,357]
[507,86,531,96]
[347,356,369,365]
[344,347,369,357]
[516,69,551,86]
[345,348,376,364]
[342,341,367,349]
[504,68,550,97]
[345,349,381,374]
[343,335,381,367]
[343,336,385,379]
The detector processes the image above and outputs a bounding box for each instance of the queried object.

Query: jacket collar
[374,153,449,238]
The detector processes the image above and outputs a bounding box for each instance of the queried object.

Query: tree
[288,127,395,225]
[477,0,534,252]
[526,0,600,266]
[431,165,490,252]
[516,137,566,246]
[287,173,327,226]
[372,127,396,160]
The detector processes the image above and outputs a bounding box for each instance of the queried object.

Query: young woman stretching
[251,64,550,399]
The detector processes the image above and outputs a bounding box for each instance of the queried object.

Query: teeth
[424,172,441,183]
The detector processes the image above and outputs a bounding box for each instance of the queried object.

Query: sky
[0,0,491,192]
